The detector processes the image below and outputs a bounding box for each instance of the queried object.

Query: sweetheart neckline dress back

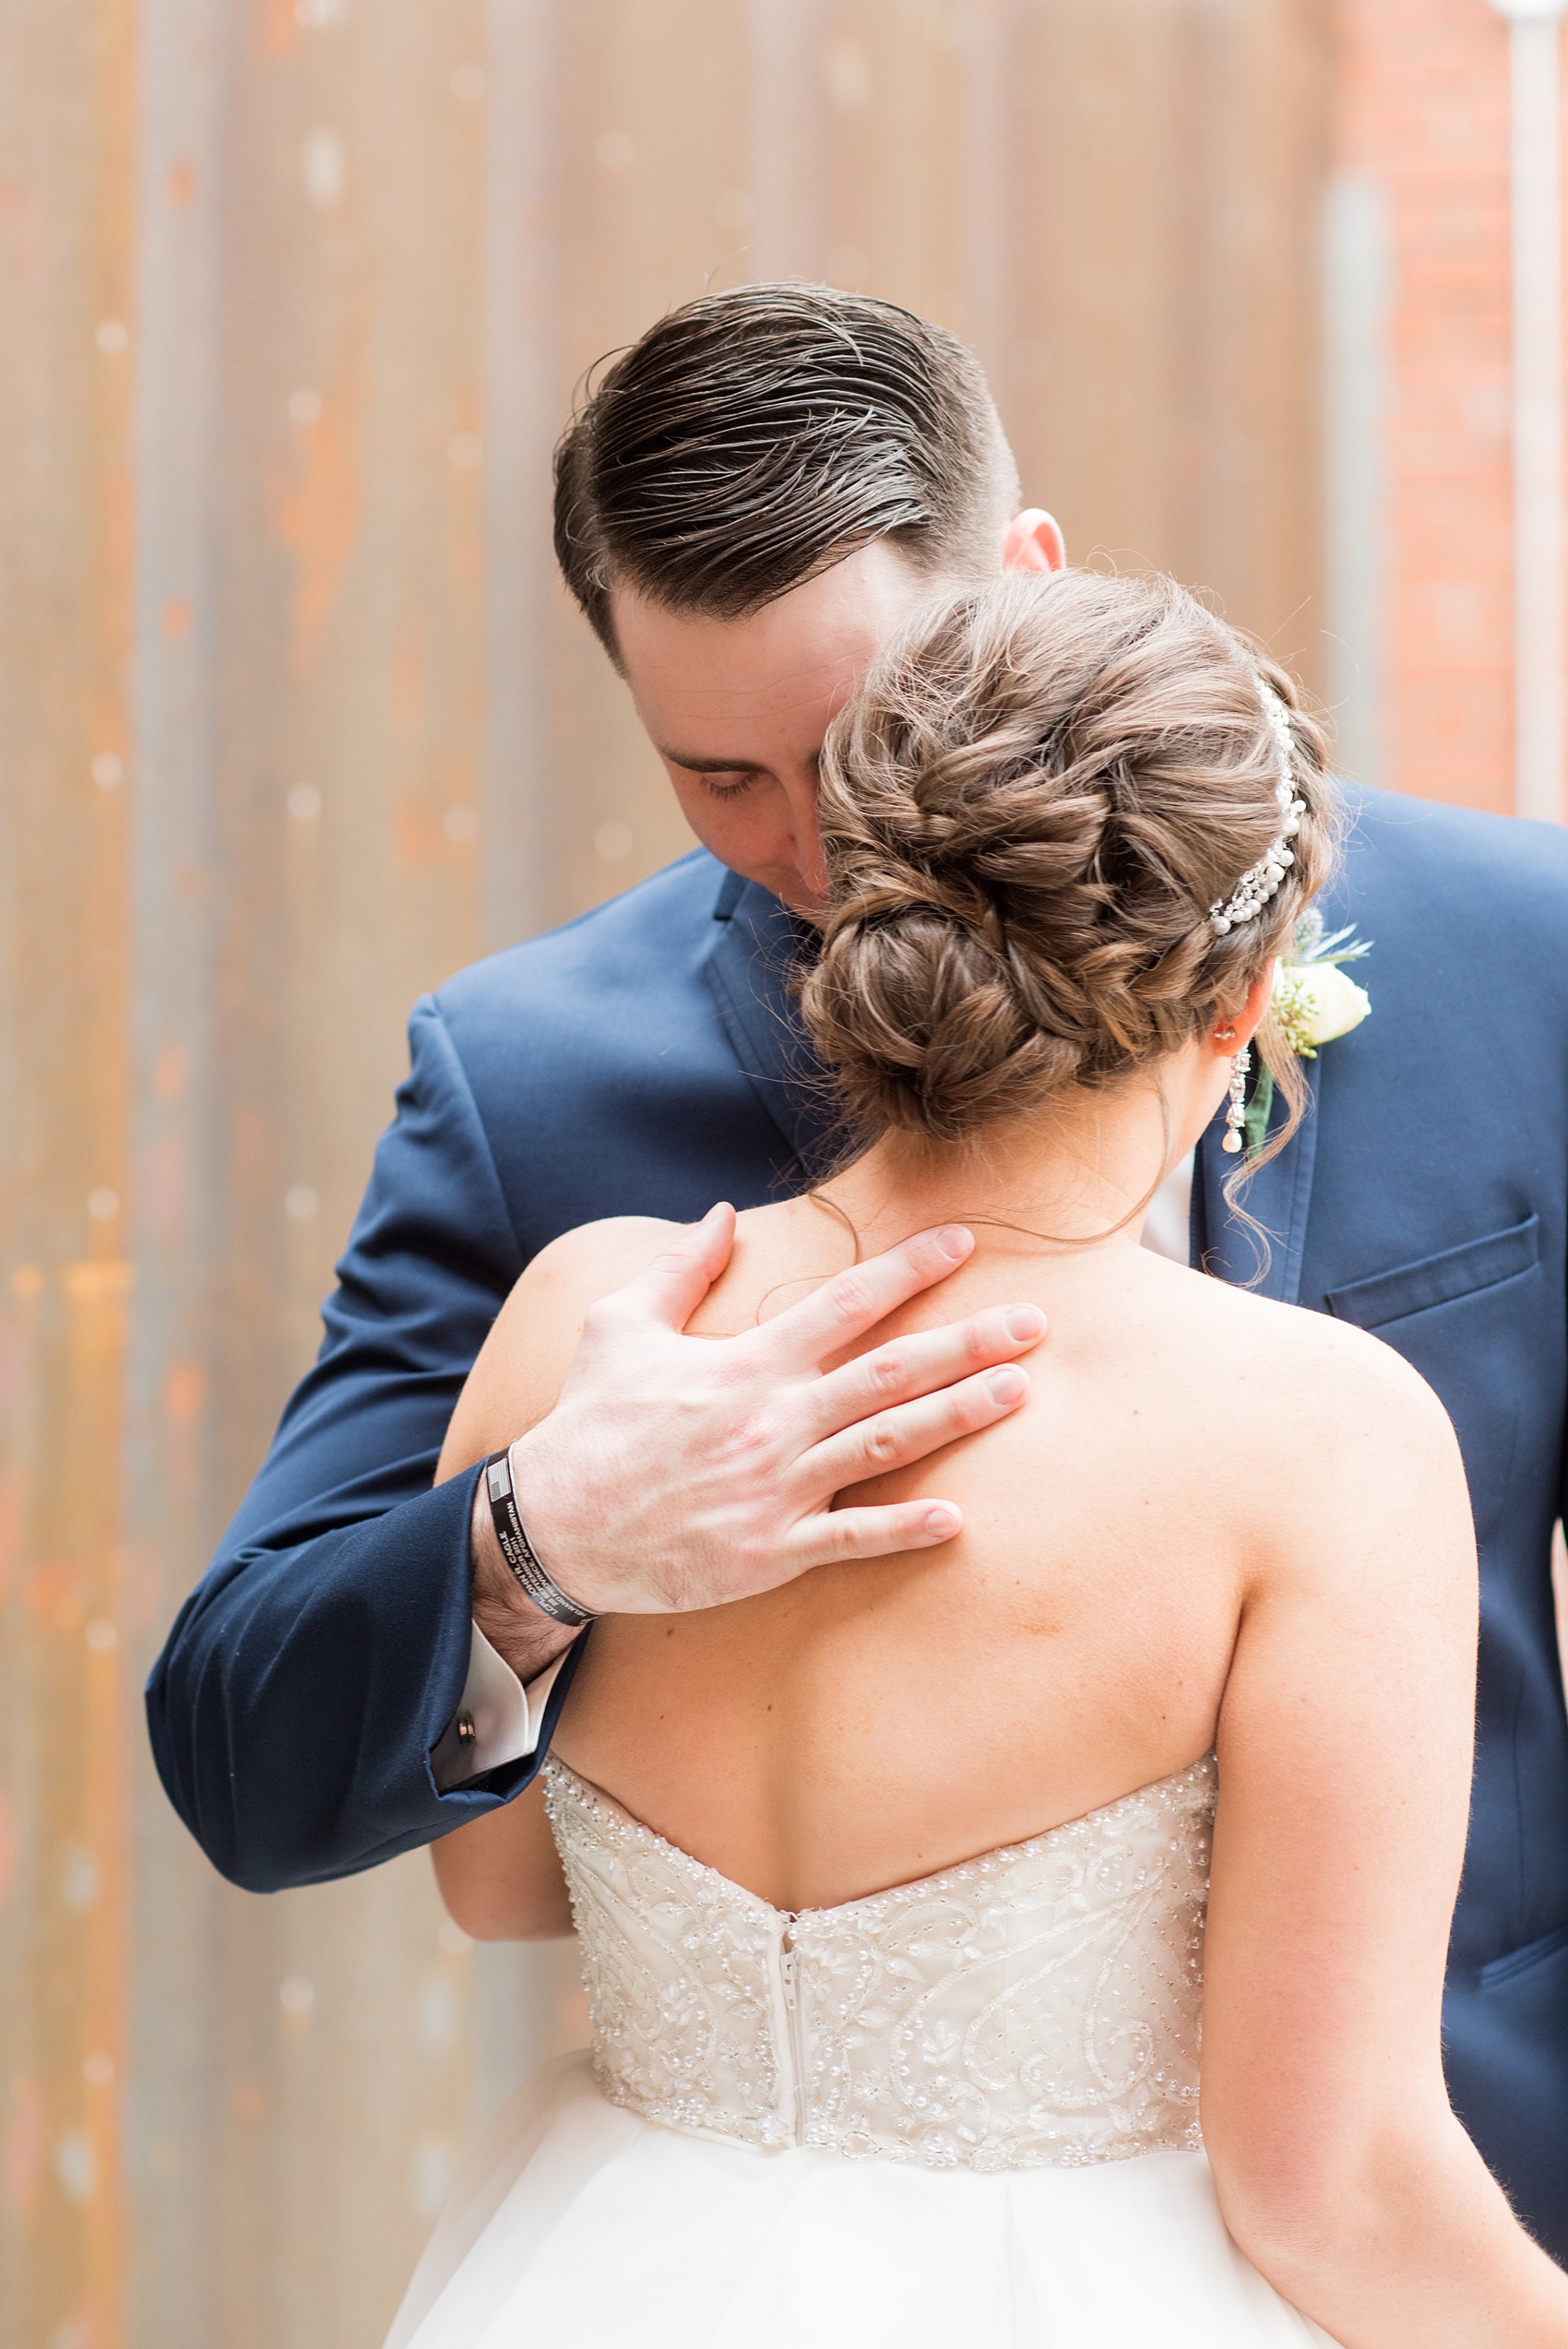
[386,1756,1338,2347]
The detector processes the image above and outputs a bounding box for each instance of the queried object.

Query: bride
[388,569,1568,2346]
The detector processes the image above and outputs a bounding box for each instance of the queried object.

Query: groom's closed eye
[664,752,765,800]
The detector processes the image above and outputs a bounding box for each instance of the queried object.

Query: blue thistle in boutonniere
[1243,910,1372,1154]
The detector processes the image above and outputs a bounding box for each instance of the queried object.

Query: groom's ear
[1001,509,1067,574]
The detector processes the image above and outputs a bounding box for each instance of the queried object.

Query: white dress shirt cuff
[431,1620,573,1792]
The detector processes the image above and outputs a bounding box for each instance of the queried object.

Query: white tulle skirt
[385,2050,1337,2349]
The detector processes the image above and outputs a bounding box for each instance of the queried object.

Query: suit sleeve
[144,993,576,1892]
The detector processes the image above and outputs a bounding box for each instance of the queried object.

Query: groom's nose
[780,771,829,905]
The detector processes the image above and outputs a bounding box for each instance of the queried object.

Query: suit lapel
[699,873,843,1177]
[1194,1072,1321,1303]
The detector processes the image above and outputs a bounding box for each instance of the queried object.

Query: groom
[148,286,1568,2258]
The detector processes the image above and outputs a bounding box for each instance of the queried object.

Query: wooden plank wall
[0,3,1327,2342]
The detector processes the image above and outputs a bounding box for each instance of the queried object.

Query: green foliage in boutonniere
[1242,910,1372,1155]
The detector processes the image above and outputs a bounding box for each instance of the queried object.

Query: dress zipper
[778,1919,806,2144]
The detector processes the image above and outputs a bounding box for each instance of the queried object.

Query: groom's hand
[480,1205,1043,1646]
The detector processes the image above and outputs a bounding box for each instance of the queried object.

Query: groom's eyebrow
[660,749,764,774]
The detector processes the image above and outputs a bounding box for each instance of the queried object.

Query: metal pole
[1491,0,1567,822]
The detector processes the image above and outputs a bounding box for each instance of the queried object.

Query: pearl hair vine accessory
[1208,682,1308,936]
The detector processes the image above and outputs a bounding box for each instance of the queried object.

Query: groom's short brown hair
[552,284,1018,658]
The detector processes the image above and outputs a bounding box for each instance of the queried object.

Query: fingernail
[935,1224,972,1261]
[986,1366,1027,1406]
[1004,1305,1045,1342]
[923,1505,960,1538]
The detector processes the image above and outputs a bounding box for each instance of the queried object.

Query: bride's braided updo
[799,569,1334,1146]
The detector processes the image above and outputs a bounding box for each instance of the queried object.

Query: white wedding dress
[386,1753,1338,2347]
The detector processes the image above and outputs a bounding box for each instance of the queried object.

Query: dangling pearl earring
[1221,1044,1252,1156]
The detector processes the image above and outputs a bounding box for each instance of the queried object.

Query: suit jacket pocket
[1325,1214,1541,1331]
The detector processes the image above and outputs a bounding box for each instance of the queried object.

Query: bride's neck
[820,1072,1182,1260]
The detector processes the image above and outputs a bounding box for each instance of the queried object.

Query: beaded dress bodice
[541,1752,1216,2174]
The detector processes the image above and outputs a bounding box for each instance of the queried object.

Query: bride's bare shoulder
[437,1216,684,1477]
[515,1213,687,1309]
[513,1198,808,1327]
[1158,1263,1466,1535]
[1166,1254,1440,1400]
[441,1203,809,1477]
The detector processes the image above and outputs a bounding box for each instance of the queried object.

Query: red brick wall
[1334,0,1520,813]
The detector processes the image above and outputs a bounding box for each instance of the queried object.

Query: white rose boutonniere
[1272,909,1372,1057]
[1243,910,1371,1152]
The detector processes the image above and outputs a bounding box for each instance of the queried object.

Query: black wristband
[481,1448,597,1629]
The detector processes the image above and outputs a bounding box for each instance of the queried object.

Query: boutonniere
[1243,910,1372,1152]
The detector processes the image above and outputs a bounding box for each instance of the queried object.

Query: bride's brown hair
[799,569,1335,1166]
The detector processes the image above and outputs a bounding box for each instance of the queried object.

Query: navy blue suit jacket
[148,787,1568,2254]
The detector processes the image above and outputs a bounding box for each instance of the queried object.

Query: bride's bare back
[438,1182,1466,1912]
